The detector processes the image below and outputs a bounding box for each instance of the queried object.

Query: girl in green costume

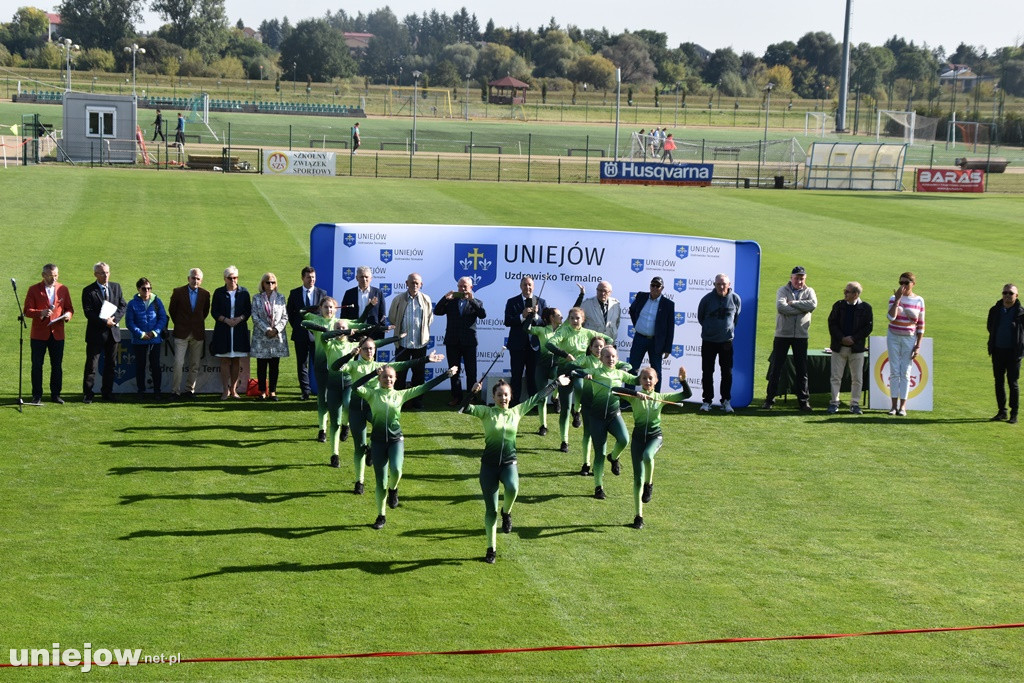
[617,366,691,529]
[569,335,631,476]
[546,307,613,454]
[460,376,567,564]
[353,365,458,529]
[573,346,639,500]
[335,336,444,494]
[524,307,563,437]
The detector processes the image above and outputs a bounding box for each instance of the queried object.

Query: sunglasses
[140,286,152,290]
[899,280,911,285]
[1002,291,1016,296]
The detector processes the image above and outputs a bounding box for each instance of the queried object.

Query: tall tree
[703,47,741,86]
[278,18,355,82]
[568,53,616,90]
[3,7,49,56]
[360,7,410,83]
[531,29,582,78]
[151,0,228,58]
[600,33,656,84]
[56,0,143,52]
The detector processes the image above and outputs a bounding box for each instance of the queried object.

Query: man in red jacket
[22,263,74,405]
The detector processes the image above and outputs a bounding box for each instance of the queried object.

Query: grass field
[1,167,1023,680]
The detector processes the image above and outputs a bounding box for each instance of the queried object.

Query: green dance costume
[462,382,558,562]
[301,314,370,439]
[525,323,559,432]
[546,326,613,447]
[618,381,691,525]
[573,365,639,495]
[353,370,452,527]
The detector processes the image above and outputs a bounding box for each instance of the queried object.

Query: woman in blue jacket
[125,277,168,397]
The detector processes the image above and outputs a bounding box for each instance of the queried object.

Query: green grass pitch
[1,166,1022,680]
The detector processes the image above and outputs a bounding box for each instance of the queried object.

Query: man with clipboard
[82,262,127,403]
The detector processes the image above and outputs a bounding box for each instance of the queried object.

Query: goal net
[946,120,992,151]
[386,87,453,118]
[876,110,939,145]
[804,112,833,138]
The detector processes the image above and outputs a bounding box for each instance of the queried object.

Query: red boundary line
[3,622,1022,667]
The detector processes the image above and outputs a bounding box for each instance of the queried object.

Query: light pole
[465,73,470,120]
[763,82,775,143]
[292,62,297,94]
[124,43,146,97]
[59,38,80,92]
[412,70,422,155]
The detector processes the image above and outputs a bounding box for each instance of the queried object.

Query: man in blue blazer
[628,276,675,391]
[341,265,387,331]
[81,261,127,402]
[434,277,486,405]
[286,266,327,400]
[503,275,546,405]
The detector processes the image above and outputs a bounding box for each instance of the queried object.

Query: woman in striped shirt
[886,272,925,416]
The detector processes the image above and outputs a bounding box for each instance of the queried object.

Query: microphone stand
[10,278,27,412]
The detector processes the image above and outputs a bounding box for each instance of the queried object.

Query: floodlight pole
[763,82,774,144]
[836,0,852,132]
[465,73,470,120]
[124,43,145,97]
[61,39,80,93]
[412,70,422,156]
[614,68,621,160]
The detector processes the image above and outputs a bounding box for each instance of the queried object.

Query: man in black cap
[628,276,675,391]
[764,266,817,411]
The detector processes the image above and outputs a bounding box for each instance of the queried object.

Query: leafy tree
[209,54,244,78]
[0,43,12,66]
[77,46,115,71]
[475,42,531,82]
[451,7,479,42]
[703,47,741,86]
[4,6,48,56]
[279,18,355,83]
[440,42,478,79]
[568,53,616,90]
[763,41,796,67]
[359,8,409,82]
[258,19,283,50]
[600,33,655,84]
[26,41,60,68]
[431,58,461,87]
[718,71,748,97]
[531,29,582,78]
[795,31,840,76]
[850,43,893,97]
[761,64,794,93]
[151,0,228,58]
[56,0,144,52]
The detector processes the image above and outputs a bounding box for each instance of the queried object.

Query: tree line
[2,1,1023,112]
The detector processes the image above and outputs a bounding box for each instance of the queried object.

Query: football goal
[804,112,833,138]
[945,120,993,151]
[876,110,938,145]
[386,87,453,118]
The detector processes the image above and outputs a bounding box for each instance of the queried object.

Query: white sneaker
[722,400,734,414]
[699,402,711,412]
[897,408,907,416]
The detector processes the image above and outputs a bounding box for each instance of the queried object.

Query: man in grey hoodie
[763,266,817,411]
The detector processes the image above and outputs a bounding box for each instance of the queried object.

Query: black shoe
[632,515,644,530]
[501,508,512,533]
[51,396,64,405]
[364,449,372,466]
[571,410,582,428]
[301,390,310,400]
[372,515,386,529]
[579,464,592,476]
[609,458,621,476]
[594,486,606,500]
[761,399,774,410]
[1009,414,1019,425]
[538,426,548,436]
[484,547,496,564]
[329,454,340,468]
[641,482,653,503]
[991,411,1008,421]
[798,402,813,412]
[102,394,117,402]
[387,488,399,509]
[559,441,569,453]
[340,425,349,441]
[29,397,43,406]
[83,394,94,404]
[354,481,364,495]
[316,429,326,443]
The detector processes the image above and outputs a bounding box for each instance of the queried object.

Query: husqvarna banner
[310,224,761,407]
[600,161,714,186]
[868,336,934,410]
[915,168,984,193]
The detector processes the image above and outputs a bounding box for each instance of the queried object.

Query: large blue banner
[599,161,714,186]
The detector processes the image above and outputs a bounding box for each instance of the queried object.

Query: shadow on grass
[398,492,478,506]
[398,526,479,541]
[120,524,364,541]
[119,490,346,505]
[403,447,480,459]
[187,556,465,579]
[116,424,307,434]
[514,523,618,540]
[108,463,320,476]
[401,472,480,483]
[101,437,302,449]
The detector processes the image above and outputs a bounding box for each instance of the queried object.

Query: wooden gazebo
[487,76,530,105]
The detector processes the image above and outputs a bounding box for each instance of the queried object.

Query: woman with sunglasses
[886,272,925,416]
[250,272,289,400]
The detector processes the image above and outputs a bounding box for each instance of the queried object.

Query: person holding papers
[81,262,126,403]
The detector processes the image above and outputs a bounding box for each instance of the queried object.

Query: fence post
[527,133,532,183]
[497,156,501,182]
[701,139,706,164]
[756,140,762,187]
[436,154,440,181]
[557,158,561,184]
[374,153,378,178]
[584,135,590,183]
[288,125,292,151]
[469,130,473,180]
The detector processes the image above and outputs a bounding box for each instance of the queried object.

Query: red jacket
[23,281,75,341]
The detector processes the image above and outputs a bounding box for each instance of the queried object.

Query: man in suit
[581,280,622,345]
[82,261,127,402]
[503,275,546,406]
[168,267,211,398]
[22,263,74,405]
[388,272,434,409]
[341,265,386,329]
[434,276,486,405]
[628,276,676,392]
[286,266,326,400]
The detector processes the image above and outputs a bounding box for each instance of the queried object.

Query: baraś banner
[915,168,984,193]
[600,161,713,186]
